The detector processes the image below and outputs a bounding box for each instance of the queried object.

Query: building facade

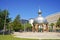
[29,9,60,32]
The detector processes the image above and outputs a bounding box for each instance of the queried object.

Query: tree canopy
[12,15,22,31]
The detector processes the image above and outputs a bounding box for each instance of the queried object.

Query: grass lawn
[0,35,38,40]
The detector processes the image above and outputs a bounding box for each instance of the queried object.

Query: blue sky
[0,0,60,20]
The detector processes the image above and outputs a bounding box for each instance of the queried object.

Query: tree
[50,23,54,27]
[49,23,54,32]
[12,15,22,31]
[56,18,60,27]
[0,9,11,30]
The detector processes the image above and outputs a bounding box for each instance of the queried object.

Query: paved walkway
[14,32,60,39]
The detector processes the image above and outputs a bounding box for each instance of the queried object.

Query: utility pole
[3,10,7,35]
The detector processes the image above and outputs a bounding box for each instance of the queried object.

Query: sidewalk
[14,32,60,39]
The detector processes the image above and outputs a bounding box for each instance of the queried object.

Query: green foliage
[12,15,22,31]
[50,23,54,27]
[56,18,60,27]
[24,23,32,31]
[0,9,11,30]
[20,24,24,31]
[8,22,14,31]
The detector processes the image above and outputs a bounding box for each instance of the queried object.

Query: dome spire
[38,9,41,13]
[38,9,42,16]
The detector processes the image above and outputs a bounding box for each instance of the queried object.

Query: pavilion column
[35,24,39,32]
[32,27,35,32]
[53,25,56,32]
[42,24,44,32]
[43,24,46,32]
[46,24,48,32]
[43,24,48,32]
[32,25,35,32]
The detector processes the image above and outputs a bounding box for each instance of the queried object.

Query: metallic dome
[34,16,48,24]
[34,9,48,24]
